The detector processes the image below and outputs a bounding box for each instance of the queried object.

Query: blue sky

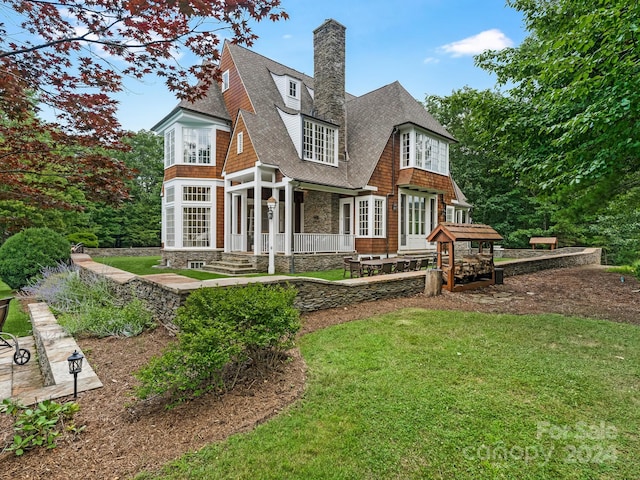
[116,0,527,132]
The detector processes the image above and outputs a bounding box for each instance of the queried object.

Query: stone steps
[0,303,103,406]
[202,258,258,275]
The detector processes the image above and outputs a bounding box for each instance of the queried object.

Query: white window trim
[288,78,300,100]
[164,129,176,168]
[302,118,338,167]
[399,127,449,176]
[356,195,386,238]
[182,126,213,165]
[221,70,230,92]
[446,205,455,223]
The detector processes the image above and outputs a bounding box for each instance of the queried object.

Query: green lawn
[0,280,31,336]
[93,256,229,280]
[141,310,640,479]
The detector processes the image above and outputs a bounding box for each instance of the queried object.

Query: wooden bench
[529,237,558,250]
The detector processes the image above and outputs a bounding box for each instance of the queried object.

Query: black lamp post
[67,350,84,398]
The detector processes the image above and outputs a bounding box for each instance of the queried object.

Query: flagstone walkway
[0,303,102,406]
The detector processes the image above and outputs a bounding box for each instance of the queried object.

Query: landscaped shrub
[67,232,99,248]
[135,283,300,404]
[0,227,70,289]
[21,263,154,337]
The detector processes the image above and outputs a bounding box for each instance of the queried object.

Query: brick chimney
[313,19,346,160]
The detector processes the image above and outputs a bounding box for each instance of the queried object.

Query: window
[399,128,449,175]
[303,119,337,165]
[237,131,244,154]
[183,186,211,202]
[288,79,299,99]
[183,207,211,247]
[164,129,175,167]
[356,196,386,238]
[188,261,205,269]
[165,185,175,203]
[165,206,175,247]
[446,206,455,223]
[183,127,212,164]
[221,70,229,91]
[399,190,437,249]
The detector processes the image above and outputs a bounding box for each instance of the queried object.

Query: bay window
[356,196,386,238]
[400,128,449,175]
[183,127,212,164]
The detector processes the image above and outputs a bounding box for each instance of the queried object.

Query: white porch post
[240,190,248,251]
[253,166,262,255]
[224,177,232,252]
[284,180,293,255]
[267,196,276,274]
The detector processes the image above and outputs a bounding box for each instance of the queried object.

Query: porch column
[284,180,293,255]
[224,177,232,252]
[240,189,248,251]
[253,166,262,255]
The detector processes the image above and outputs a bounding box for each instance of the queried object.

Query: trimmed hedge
[0,228,70,289]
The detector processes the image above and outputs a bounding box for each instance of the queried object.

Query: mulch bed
[1,265,638,479]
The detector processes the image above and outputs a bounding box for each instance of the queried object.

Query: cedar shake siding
[221,44,255,122]
[224,114,258,174]
[164,165,219,181]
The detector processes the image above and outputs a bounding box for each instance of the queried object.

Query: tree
[476,0,640,193]
[0,0,287,214]
[425,88,556,246]
[86,130,164,247]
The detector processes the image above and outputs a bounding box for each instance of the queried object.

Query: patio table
[360,258,397,276]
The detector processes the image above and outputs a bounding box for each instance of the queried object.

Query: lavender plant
[21,263,154,337]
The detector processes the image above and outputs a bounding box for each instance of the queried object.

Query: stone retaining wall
[499,248,602,276]
[86,247,162,257]
[72,247,601,327]
[496,246,587,259]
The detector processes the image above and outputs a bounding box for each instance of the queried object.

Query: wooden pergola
[426,223,504,292]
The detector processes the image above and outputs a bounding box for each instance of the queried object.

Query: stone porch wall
[71,247,601,328]
[86,247,162,257]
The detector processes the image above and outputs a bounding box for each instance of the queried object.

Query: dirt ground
[1,265,638,479]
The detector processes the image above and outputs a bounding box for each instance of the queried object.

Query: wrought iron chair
[0,297,31,365]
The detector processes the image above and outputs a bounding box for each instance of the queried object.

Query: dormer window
[288,79,299,99]
[303,118,338,166]
[400,128,449,175]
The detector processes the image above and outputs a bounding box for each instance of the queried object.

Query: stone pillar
[425,269,442,297]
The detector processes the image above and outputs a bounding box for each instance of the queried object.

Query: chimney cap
[313,18,346,34]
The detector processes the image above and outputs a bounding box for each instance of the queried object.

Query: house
[152,19,471,272]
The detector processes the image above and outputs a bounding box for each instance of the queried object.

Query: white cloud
[439,29,514,57]
[423,57,440,65]
[283,34,293,40]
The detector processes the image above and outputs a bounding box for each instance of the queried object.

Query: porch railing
[258,233,354,254]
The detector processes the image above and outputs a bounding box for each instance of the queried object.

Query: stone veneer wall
[303,190,339,234]
[499,248,601,277]
[86,247,162,257]
[161,249,223,269]
[72,247,601,328]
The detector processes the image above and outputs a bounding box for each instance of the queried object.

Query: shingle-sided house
[153,19,471,272]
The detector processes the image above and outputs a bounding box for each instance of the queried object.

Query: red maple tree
[0,0,287,228]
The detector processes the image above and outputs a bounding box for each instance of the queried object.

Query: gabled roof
[451,178,472,208]
[427,223,503,243]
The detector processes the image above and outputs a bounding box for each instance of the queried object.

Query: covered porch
[223,164,357,256]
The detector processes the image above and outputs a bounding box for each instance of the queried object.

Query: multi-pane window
[400,128,449,175]
[183,207,211,247]
[288,80,298,98]
[183,186,211,202]
[373,198,384,237]
[183,127,212,164]
[165,206,175,247]
[358,198,369,236]
[356,196,386,238]
[446,206,455,223]
[303,119,337,165]
[401,132,411,167]
[164,129,175,167]
[165,185,175,203]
